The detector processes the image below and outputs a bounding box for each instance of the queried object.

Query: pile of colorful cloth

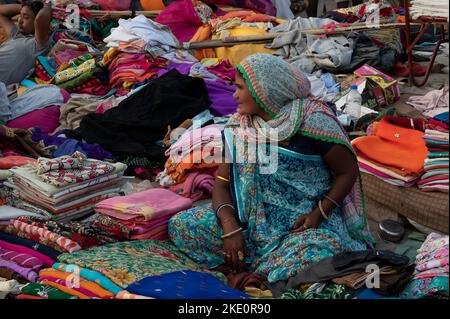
[352,117,427,187]
[0,215,129,252]
[14,240,227,299]
[400,233,449,299]
[104,50,168,96]
[158,124,224,201]
[419,117,449,193]
[2,154,126,221]
[94,188,192,240]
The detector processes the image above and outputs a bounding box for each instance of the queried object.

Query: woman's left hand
[291,210,324,233]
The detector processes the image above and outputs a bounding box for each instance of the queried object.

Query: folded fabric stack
[410,0,449,20]
[400,233,449,299]
[0,231,57,287]
[0,216,129,252]
[0,240,46,283]
[4,155,127,222]
[103,14,180,60]
[352,118,428,187]
[107,51,168,95]
[94,188,192,240]
[37,53,110,96]
[270,249,414,299]
[20,240,226,299]
[418,126,449,193]
[158,124,224,200]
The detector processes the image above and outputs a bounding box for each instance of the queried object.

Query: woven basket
[361,172,449,234]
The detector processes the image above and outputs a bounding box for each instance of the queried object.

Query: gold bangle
[319,200,329,221]
[221,227,243,239]
[216,175,230,183]
[5,128,15,138]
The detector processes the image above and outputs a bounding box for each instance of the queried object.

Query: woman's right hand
[222,221,247,272]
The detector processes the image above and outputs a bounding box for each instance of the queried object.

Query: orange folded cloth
[39,269,115,299]
[41,280,91,299]
[352,118,427,175]
[15,294,46,300]
[140,0,165,10]
[190,25,216,60]
[0,156,36,169]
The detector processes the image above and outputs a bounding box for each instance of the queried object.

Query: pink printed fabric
[0,239,55,267]
[120,215,172,235]
[116,290,154,299]
[204,59,236,83]
[169,171,215,201]
[12,220,81,253]
[36,157,115,188]
[165,124,224,159]
[95,188,192,221]
[416,258,449,272]
[413,233,449,279]
[0,247,43,270]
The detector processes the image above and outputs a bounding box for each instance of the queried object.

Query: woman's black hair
[21,0,44,16]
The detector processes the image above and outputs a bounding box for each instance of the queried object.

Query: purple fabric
[0,247,43,270]
[208,0,276,15]
[157,62,237,116]
[157,61,194,77]
[0,256,38,282]
[204,80,237,116]
[0,239,55,267]
[31,128,113,160]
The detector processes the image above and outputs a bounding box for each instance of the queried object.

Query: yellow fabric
[213,26,274,66]
[244,287,273,298]
[17,87,30,96]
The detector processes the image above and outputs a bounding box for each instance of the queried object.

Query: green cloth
[21,283,78,299]
[427,152,449,158]
[395,232,426,261]
[399,276,449,299]
[280,283,353,299]
[58,240,226,289]
[0,170,13,181]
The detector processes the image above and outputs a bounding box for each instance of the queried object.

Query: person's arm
[0,4,21,38]
[212,163,247,271]
[34,0,51,47]
[292,144,358,231]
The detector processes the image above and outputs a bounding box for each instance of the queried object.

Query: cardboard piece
[354,64,400,107]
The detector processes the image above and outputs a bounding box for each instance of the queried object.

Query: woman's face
[233,71,270,120]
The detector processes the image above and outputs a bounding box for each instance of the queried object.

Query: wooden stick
[182,22,421,50]
[86,7,240,18]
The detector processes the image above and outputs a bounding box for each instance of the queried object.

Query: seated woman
[169,53,374,283]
